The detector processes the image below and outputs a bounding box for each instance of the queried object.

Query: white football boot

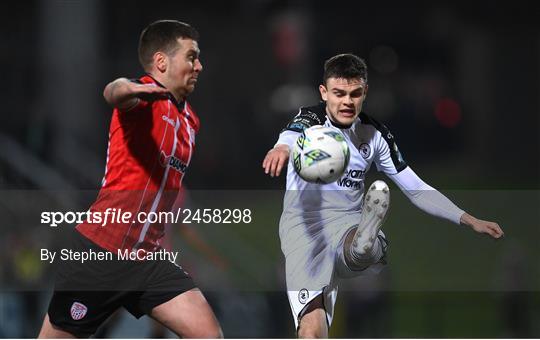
[352,180,390,255]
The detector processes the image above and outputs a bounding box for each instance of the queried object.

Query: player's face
[319,77,368,126]
[166,38,203,98]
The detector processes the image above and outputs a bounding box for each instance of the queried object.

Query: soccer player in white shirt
[262,53,504,338]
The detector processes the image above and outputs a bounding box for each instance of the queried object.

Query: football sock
[348,233,383,269]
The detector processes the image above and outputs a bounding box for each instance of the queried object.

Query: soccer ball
[292,125,350,184]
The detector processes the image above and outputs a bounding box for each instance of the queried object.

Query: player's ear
[363,84,369,100]
[319,84,328,101]
[154,52,167,73]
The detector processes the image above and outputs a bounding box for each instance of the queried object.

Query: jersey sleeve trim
[359,112,407,173]
[282,102,327,133]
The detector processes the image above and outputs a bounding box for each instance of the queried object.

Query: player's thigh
[38,314,76,339]
[150,288,222,338]
[298,295,328,339]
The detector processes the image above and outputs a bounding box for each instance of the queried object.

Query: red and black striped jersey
[77,75,199,253]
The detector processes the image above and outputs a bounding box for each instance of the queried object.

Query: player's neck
[148,73,186,103]
[326,112,353,129]
[167,89,186,103]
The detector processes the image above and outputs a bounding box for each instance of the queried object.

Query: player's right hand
[460,213,505,239]
[262,144,290,177]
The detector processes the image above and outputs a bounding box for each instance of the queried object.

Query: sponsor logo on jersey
[298,288,309,304]
[359,143,371,159]
[303,110,322,124]
[337,168,365,189]
[286,110,322,132]
[70,302,88,320]
[168,156,187,173]
[343,169,365,179]
[160,151,188,174]
[288,122,308,131]
[337,177,363,189]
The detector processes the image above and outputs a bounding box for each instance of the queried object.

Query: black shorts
[47,230,196,338]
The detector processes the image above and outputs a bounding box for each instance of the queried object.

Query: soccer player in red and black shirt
[38,20,223,338]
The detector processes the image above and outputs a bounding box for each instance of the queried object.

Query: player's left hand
[461,213,504,239]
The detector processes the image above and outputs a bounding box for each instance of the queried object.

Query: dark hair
[138,20,199,71]
[323,53,367,84]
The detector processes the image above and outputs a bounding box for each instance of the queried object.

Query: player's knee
[298,324,325,339]
[185,324,223,338]
[203,325,223,339]
[210,326,224,339]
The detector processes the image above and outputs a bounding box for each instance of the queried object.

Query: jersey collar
[142,74,186,111]
[316,101,356,129]
[327,117,353,130]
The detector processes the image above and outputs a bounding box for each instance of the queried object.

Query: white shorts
[283,223,386,329]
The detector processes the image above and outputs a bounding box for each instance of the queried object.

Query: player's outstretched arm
[103,78,169,111]
[262,144,290,177]
[460,212,504,239]
[389,167,504,240]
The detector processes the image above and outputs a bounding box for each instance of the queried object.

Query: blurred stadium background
[0,0,538,338]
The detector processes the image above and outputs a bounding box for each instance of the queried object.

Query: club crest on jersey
[359,143,371,159]
[70,302,88,320]
[298,289,309,304]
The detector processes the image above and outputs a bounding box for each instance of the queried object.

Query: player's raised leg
[38,314,76,339]
[344,180,390,271]
[297,295,328,339]
[150,288,223,338]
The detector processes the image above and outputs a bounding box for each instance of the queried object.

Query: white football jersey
[277,103,407,255]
